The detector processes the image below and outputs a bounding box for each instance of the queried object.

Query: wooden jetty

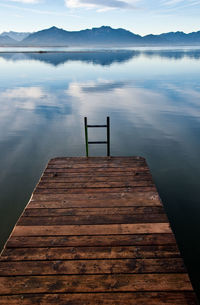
[0,156,198,304]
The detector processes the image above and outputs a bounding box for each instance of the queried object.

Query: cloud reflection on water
[1,79,200,136]
[65,79,200,122]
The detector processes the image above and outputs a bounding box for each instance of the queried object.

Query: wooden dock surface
[0,156,198,304]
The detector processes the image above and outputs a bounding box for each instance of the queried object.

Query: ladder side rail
[84,117,89,157]
[107,116,110,157]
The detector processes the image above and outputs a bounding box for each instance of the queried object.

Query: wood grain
[40,174,152,182]
[13,223,172,236]
[6,233,177,248]
[37,181,154,188]
[0,258,186,276]
[0,245,180,261]
[23,206,165,216]
[0,274,193,295]
[0,292,197,305]
[34,186,156,194]
[31,190,161,204]
[18,214,168,226]
[28,197,162,208]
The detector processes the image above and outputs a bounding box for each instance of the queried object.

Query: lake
[0,47,200,297]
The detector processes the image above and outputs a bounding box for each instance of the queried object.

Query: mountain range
[1,26,200,46]
[1,31,30,41]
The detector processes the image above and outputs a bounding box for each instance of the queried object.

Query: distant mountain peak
[40,26,64,33]
[1,31,30,41]
[0,35,18,45]
[49,26,61,31]
[91,26,113,32]
[97,26,112,30]
[91,26,130,32]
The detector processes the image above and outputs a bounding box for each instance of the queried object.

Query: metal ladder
[84,117,110,157]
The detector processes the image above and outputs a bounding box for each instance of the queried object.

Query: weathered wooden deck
[0,156,198,304]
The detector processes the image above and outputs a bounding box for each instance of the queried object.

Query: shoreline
[1,47,200,54]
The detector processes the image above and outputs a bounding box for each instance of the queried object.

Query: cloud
[65,0,137,11]
[1,87,44,100]
[0,87,45,110]
[162,0,183,5]
[151,0,200,17]
[65,80,168,120]
[161,0,200,6]
[8,0,40,3]
[0,3,78,17]
[0,86,72,114]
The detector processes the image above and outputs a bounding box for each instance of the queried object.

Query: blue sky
[0,0,200,35]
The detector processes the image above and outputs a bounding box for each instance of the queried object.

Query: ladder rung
[87,125,107,128]
[88,141,107,144]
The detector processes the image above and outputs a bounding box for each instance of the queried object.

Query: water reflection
[0,50,139,67]
[0,86,72,117]
[1,49,200,67]
[0,50,200,298]
[66,80,200,127]
[143,49,200,60]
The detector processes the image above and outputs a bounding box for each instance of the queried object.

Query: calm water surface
[0,48,200,297]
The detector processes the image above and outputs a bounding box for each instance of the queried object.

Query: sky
[0,0,200,35]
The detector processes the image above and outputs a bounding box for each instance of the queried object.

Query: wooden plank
[18,214,168,226]
[49,156,145,160]
[23,206,165,216]
[49,161,147,165]
[0,274,193,295]
[31,190,160,203]
[0,258,186,276]
[34,186,156,194]
[0,245,180,261]
[48,157,146,164]
[49,156,145,163]
[42,170,150,177]
[47,161,147,168]
[45,167,149,173]
[13,223,172,236]
[28,197,162,208]
[48,156,145,163]
[37,181,154,188]
[0,292,198,305]
[40,174,152,182]
[46,163,147,170]
[7,233,177,248]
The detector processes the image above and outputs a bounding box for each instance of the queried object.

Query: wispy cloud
[162,0,200,6]
[162,0,183,5]
[148,0,200,17]
[8,0,40,3]
[65,0,138,11]
[0,3,79,17]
